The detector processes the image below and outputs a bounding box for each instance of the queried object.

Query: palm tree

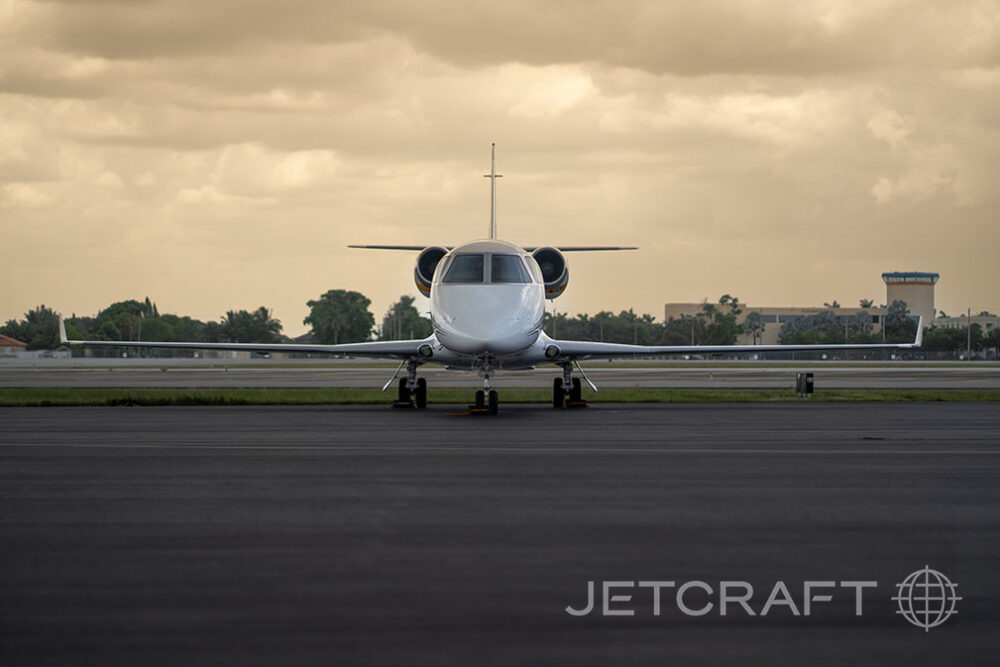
[743,311,766,345]
[252,307,282,341]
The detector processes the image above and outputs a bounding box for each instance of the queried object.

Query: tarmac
[1,403,998,665]
[2,363,1000,389]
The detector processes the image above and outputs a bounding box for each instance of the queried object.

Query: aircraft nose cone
[432,284,543,355]
[437,314,533,354]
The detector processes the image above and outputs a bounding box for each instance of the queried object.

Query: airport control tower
[882,272,938,328]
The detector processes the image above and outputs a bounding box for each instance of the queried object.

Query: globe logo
[892,566,961,631]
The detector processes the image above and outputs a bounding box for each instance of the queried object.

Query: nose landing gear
[470,354,499,415]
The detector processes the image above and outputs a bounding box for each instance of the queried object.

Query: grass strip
[1,387,999,407]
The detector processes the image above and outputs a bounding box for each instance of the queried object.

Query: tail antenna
[483,143,502,239]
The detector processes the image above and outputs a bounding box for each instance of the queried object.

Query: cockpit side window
[523,255,542,283]
[491,254,531,284]
[442,254,484,283]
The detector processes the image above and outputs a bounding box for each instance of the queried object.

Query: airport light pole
[968,307,972,361]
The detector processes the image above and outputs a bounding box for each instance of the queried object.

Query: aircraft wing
[59,317,434,359]
[548,318,923,360]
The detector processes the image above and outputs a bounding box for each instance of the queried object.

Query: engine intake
[414,246,448,296]
[532,247,569,299]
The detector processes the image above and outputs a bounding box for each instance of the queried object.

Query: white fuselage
[427,239,551,367]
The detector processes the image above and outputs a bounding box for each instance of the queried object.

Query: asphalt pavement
[1,403,998,666]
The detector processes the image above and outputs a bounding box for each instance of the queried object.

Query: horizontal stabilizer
[533,246,637,252]
[349,244,637,251]
[348,245,428,250]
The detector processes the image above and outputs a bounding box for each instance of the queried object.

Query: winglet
[59,316,69,345]
[914,316,924,347]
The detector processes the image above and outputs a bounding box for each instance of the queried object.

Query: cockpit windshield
[442,254,484,283]
[491,254,531,284]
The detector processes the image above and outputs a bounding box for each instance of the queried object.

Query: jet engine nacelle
[532,247,569,299]
[414,246,448,296]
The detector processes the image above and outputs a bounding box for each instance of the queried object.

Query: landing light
[418,344,434,358]
[544,345,561,359]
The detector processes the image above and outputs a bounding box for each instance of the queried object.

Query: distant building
[664,270,937,345]
[935,312,998,333]
[882,272,939,328]
[664,303,883,345]
[1,334,27,357]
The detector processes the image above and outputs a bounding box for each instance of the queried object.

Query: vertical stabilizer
[483,143,502,239]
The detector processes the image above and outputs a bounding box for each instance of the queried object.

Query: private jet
[60,145,923,414]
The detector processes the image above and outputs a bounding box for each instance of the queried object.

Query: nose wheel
[472,388,499,415]
[470,354,499,415]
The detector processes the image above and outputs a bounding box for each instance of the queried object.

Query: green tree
[159,314,208,342]
[661,314,706,345]
[0,305,61,350]
[380,295,432,340]
[543,309,660,344]
[922,326,967,352]
[218,307,282,343]
[138,317,174,342]
[778,308,878,345]
[702,294,743,345]
[304,290,374,344]
[859,298,874,308]
[743,311,765,345]
[969,323,984,352]
[779,310,840,344]
[90,299,158,341]
[985,328,1000,352]
[884,299,916,343]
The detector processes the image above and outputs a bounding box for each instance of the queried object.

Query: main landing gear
[392,360,427,409]
[553,362,588,408]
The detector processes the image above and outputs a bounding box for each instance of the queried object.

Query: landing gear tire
[570,377,582,403]
[393,377,413,408]
[553,378,564,408]
[415,377,427,409]
[475,390,485,409]
[487,390,499,415]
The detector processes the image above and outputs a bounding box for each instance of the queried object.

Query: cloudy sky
[2,0,998,335]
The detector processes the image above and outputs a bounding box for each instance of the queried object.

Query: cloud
[866,108,914,148]
[95,170,124,188]
[870,170,950,205]
[1,0,998,330]
[211,143,340,195]
[1,181,53,208]
[12,1,999,75]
